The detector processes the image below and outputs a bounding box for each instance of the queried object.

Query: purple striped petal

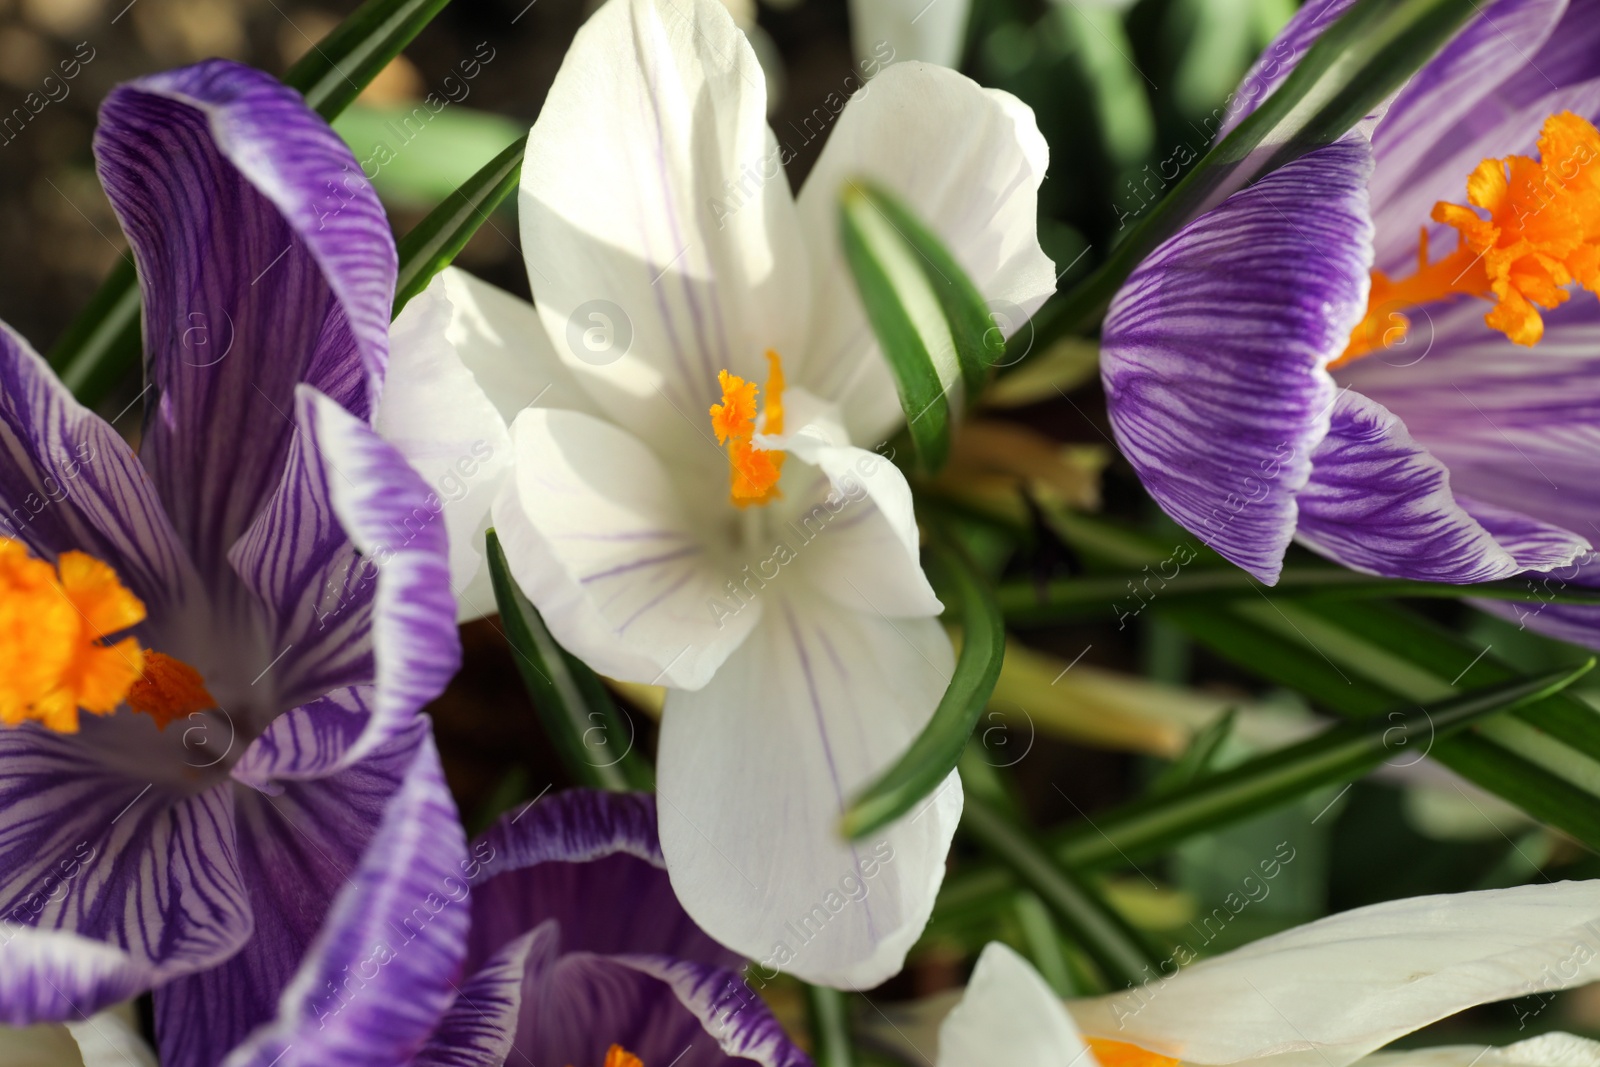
[0,321,199,622]
[1338,297,1600,542]
[525,953,810,1067]
[0,726,249,1022]
[228,387,459,773]
[95,60,394,588]
[229,689,372,789]
[413,927,550,1067]
[1369,0,1566,211]
[1101,138,1374,583]
[1473,560,1600,648]
[217,730,469,1067]
[469,790,739,973]
[1295,391,1589,581]
[154,719,430,1067]
[0,927,151,1024]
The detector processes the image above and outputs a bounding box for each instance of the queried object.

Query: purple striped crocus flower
[298,788,811,1067]
[425,790,812,1067]
[0,59,463,1064]
[1101,0,1600,644]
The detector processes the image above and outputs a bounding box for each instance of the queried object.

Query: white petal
[493,406,758,689]
[378,273,514,622]
[795,62,1056,444]
[938,943,1092,1067]
[1069,881,1600,1067]
[762,397,941,617]
[1361,1033,1600,1067]
[657,592,961,989]
[848,0,970,67]
[519,0,811,464]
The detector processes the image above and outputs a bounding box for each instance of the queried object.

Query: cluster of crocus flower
[1101,0,1600,646]
[3,0,1600,1062]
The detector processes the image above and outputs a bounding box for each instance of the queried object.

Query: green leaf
[1147,708,1236,797]
[841,532,1006,839]
[49,0,455,405]
[280,0,454,119]
[997,565,1600,627]
[838,181,1004,471]
[486,530,654,792]
[803,984,856,1067]
[933,662,1594,925]
[1024,0,1481,351]
[960,793,1161,990]
[394,134,526,315]
[335,104,523,208]
[1055,662,1592,867]
[1161,598,1600,850]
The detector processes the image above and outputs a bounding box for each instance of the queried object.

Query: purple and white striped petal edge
[231,387,460,779]
[220,730,468,1067]
[0,322,199,620]
[1101,138,1374,584]
[471,789,662,887]
[413,927,550,1067]
[1295,391,1590,581]
[613,955,813,1067]
[96,59,393,583]
[0,926,151,1025]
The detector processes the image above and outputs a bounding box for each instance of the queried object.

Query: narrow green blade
[961,793,1161,990]
[841,534,1006,839]
[394,134,526,315]
[839,182,950,471]
[486,531,654,792]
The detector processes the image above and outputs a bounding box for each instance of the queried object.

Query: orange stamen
[708,350,786,508]
[1336,111,1600,367]
[1087,1037,1180,1067]
[0,537,212,733]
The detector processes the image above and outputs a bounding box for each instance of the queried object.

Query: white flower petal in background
[938,942,1092,1066]
[848,0,971,68]
[1361,1033,1600,1067]
[1069,881,1600,1067]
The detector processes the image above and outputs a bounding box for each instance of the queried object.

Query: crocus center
[0,538,214,733]
[566,1046,642,1067]
[1337,110,1600,366]
[1087,1037,1180,1067]
[709,349,786,508]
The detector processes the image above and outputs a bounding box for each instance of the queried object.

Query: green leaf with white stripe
[839,179,1004,472]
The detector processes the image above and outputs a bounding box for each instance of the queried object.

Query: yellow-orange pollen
[566,1045,642,1067]
[1338,111,1600,366]
[709,349,786,508]
[0,537,215,733]
[1086,1037,1181,1067]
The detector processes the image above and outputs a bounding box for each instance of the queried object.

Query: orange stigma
[1337,111,1600,366]
[0,538,214,733]
[1087,1037,1180,1067]
[128,652,218,730]
[709,350,786,508]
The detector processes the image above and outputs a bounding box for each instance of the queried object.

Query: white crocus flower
[378,0,1054,988]
[931,882,1600,1067]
